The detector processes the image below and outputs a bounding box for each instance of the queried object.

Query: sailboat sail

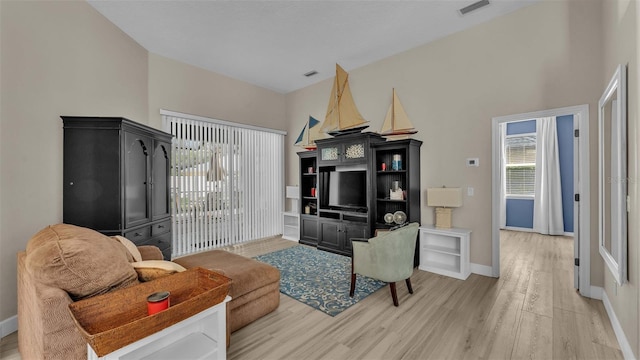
[380,88,417,138]
[321,64,368,134]
[295,115,323,149]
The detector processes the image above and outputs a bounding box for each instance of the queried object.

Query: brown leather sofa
[17,224,280,360]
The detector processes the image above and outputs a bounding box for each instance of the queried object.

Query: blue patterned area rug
[255,245,386,317]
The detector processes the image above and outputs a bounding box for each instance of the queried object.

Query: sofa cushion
[132,260,186,282]
[25,224,139,300]
[173,250,280,299]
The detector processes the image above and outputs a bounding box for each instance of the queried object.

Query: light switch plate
[467,158,479,167]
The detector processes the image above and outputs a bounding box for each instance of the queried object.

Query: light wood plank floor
[1,230,623,359]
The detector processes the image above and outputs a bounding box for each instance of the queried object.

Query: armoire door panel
[124,132,151,228]
[63,128,121,231]
[152,140,171,220]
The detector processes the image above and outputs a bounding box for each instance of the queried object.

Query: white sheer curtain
[533,116,564,235]
[499,123,507,229]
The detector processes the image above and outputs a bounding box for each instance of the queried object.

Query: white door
[573,119,580,289]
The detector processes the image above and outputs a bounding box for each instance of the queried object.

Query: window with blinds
[162,111,285,257]
[505,133,536,196]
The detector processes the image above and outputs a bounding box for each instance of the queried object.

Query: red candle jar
[147,291,170,315]
[311,188,316,197]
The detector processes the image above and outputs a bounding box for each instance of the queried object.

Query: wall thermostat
[467,158,479,167]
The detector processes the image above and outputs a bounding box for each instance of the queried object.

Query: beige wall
[0,1,286,324]
[0,0,149,322]
[0,0,4,329]
[601,0,639,357]
[0,0,4,336]
[148,54,286,131]
[286,0,603,271]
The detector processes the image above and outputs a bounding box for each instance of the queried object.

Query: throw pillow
[131,260,186,282]
[113,235,143,262]
[25,224,139,300]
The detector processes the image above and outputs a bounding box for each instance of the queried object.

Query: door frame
[491,104,592,297]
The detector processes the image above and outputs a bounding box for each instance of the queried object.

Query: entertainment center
[298,132,422,260]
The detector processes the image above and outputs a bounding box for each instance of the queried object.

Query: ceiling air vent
[304,70,318,77]
[459,0,490,15]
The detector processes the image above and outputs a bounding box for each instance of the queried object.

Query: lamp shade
[427,187,463,207]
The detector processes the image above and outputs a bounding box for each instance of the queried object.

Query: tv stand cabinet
[297,133,422,259]
[317,210,369,256]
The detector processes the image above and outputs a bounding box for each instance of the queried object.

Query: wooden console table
[88,296,231,360]
[69,268,231,360]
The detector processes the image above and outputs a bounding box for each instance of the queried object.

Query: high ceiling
[88,0,538,94]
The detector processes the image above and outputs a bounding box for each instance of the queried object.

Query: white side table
[88,296,231,360]
[419,225,471,280]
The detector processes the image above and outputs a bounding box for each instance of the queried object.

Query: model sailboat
[294,115,324,150]
[320,64,369,136]
[379,88,418,140]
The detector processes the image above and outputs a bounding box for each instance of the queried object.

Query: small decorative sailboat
[294,115,324,150]
[320,64,369,136]
[379,88,418,140]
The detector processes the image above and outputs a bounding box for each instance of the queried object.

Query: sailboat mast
[391,88,396,131]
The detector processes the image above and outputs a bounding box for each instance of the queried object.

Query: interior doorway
[491,105,592,298]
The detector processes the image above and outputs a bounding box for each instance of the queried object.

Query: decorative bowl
[393,211,407,225]
[384,213,394,224]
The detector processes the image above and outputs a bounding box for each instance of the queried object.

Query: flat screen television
[322,170,367,211]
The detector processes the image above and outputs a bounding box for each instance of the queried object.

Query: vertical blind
[162,110,285,257]
[505,134,536,195]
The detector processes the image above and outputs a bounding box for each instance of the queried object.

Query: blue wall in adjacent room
[506,198,534,228]
[506,119,536,135]
[504,116,574,233]
[556,115,574,233]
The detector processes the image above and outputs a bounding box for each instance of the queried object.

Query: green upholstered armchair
[349,223,419,306]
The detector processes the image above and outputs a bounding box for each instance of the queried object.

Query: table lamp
[427,187,463,228]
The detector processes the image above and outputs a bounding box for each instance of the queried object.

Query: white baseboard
[588,286,603,300]
[471,263,494,277]
[602,291,635,360]
[503,226,535,232]
[1,315,17,338]
[502,227,574,237]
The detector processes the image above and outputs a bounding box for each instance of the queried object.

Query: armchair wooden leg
[389,282,399,306]
[350,258,356,297]
[406,278,413,294]
[350,274,356,297]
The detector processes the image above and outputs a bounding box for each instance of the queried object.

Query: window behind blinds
[162,110,285,257]
[505,134,536,196]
